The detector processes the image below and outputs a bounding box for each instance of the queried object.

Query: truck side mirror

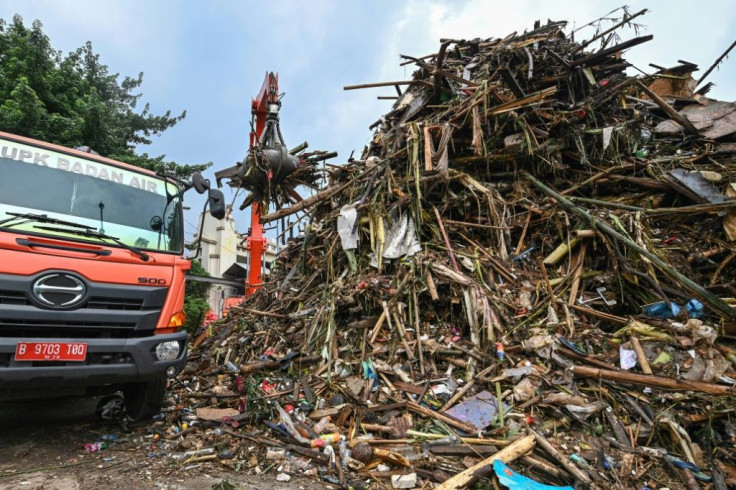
[208,189,226,219]
[149,216,163,231]
[192,172,210,195]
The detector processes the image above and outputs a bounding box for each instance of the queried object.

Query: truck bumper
[0,331,187,389]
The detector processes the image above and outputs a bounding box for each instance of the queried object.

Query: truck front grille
[0,273,167,336]
[0,290,145,311]
[0,291,27,305]
[85,297,145,310]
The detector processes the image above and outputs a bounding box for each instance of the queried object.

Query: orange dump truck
[0,132,223,420]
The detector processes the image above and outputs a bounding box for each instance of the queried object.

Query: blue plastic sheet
[643,299,704,319]
[686,299,704,319]
[643,301,680,318]
[493,460,574,490]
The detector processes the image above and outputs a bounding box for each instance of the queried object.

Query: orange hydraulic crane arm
[244,72,300,296]
[250,73,280,149]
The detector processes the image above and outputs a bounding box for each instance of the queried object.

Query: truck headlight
[155,341,181,361]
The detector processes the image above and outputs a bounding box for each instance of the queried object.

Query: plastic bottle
[338,440,350,470]
[312,415,331,434]
[310,433,342,448]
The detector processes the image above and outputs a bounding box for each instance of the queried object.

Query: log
[435,435,535,489]
[571,365,736,396]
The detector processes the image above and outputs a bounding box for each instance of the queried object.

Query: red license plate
[15,342,87,362]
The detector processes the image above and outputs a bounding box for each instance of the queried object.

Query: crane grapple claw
[239,144,299,187]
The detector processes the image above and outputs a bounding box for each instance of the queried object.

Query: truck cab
[0,132,213,420]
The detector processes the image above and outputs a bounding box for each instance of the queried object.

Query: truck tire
[123,377,167,421]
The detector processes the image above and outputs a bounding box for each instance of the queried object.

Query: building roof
[222,262,248,280]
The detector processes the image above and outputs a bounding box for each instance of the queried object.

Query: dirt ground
[0,397,327,490]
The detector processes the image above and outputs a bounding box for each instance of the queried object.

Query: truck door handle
[16,238,112,256]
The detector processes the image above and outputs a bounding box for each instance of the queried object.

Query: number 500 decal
[138,277,166,285]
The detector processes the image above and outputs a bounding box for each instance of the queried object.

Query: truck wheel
[123,377,167,421]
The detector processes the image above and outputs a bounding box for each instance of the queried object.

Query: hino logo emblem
[32,273,87,307]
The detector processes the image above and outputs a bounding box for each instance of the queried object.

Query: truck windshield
[0,137,184,253]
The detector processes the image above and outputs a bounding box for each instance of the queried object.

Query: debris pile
[170,10,736,489]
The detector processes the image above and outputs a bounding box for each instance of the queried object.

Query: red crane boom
[244,72,280,296]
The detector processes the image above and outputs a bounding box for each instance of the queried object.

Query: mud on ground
[0,398,324,490]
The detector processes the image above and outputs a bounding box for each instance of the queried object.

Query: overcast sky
[2,0,735,245]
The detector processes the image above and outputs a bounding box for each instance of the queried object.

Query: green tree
[0,15,208,177]
[184,259,211,332]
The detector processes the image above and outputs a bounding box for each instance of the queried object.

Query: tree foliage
[184,259,211,332]
[0,15,209,177]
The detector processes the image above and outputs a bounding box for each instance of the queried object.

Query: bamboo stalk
[569,35,653,67]
[369,310,387,343]
[630,335,653,374]
[636,81,699,135]
[697,39,736,86]
[392,308,415,360]
[440,364,494,412]
[485,87,557,116]
[434,206,459,271]
[543,236,582,265]
[261,180,353,223]
[571,8,649,54]
[242,308,289,318]
[424,125,435,172]
[571,365,736,396]
[435,435,536,489]
[529,428,592,486]
[521,455,567,479]
[569,304,628,325]
[343,80,430,90]
[413,288,425,375]
[568,242,587,306]
[407,401,477,434]
[426,272,440,300]
[525,173,736,320]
